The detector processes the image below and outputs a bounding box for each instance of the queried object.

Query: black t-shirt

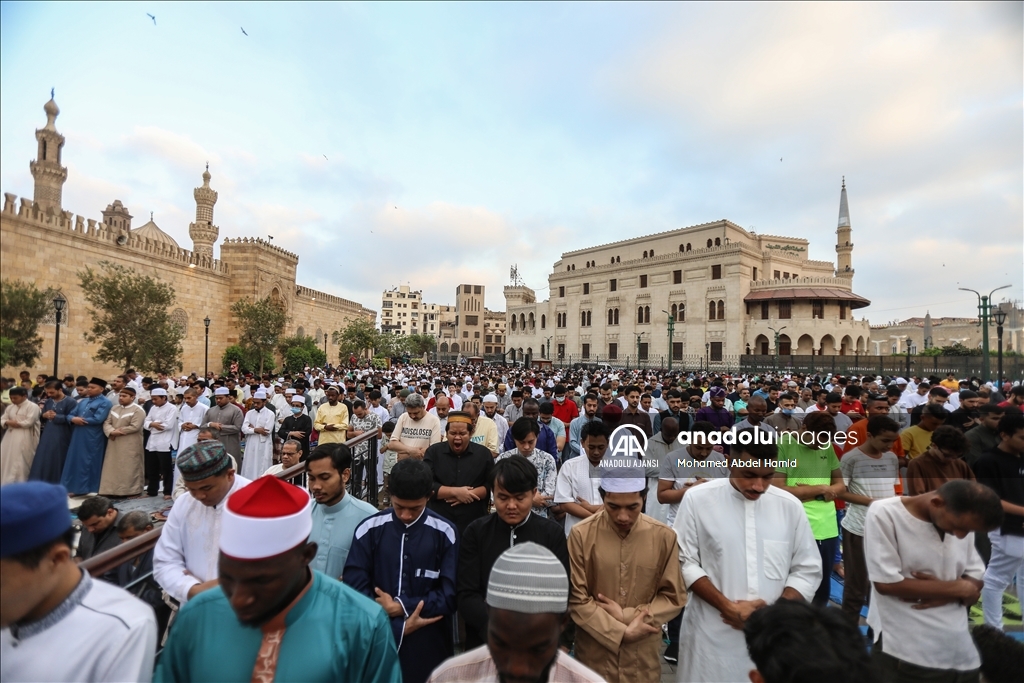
[972,447,1024,536]
[423,441,494,535]
[943,408,976,433]
[685,388,703,400]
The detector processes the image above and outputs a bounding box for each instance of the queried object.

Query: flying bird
[323,154,328,160]
[779,157,782,161]
[147,13,156,24]
[241,27,248,36]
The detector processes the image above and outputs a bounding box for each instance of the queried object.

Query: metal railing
[80,430,380,578]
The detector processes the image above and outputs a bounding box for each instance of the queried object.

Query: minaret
[835,177,853,280]
[30,94,68,213]
[189,164,219,258]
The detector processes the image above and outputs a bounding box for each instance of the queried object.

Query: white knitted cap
[486,542,568,614]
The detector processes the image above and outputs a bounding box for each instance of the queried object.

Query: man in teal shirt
[307,442,377,580]
[155,475,400,683]
[773,410,846,607]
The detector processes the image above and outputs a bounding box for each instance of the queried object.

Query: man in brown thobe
[99,387,146,496]
[569,472,684,683]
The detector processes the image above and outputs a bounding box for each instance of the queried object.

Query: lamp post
[203,316,211,378]
[704,342,710,373]
[636,332,646,369]
[52,294,66,377]
[994,309,1007,385]
[662,311,675,372]
[544,336,552,363]
[905,338,912,379]
[959,285,1011,382]
[767,325,787,372]
[324,332,329,357]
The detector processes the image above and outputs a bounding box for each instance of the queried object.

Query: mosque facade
[0,98,375,379]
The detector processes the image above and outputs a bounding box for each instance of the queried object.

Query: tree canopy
[333,318,378,359]
[230,296,288,375]
[277,334,327,372]
[78,262,183,373]
[0,279,52,369]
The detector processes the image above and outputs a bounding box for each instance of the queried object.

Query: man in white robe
[176,389,208,456]
[240,391,275,480]
[153,441,250,604]
[674,435,820,683]
[0,388,41,484]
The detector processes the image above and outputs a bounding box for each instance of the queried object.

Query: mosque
[0,97,375,378]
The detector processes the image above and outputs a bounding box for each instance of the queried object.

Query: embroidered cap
[220,476,312,560]
[176,440,232,481]
[486,542,568,614]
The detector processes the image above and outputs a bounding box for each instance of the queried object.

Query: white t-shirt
[553,455,602,537]
[839,448,899,536]
[864,497,984,671]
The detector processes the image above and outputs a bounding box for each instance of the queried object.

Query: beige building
[869,304,1023,356]
[1,97,375,378]
[505,182,872,366]
[435,284,506,357]
[380,286,425,335]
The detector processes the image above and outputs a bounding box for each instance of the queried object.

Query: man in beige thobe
[99,387,146,496]
[569,472,685,683]
[0,387,41,483]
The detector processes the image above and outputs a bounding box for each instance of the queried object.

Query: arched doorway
[755,334,769,355]
[819,335,836,356]
[797,334,815,355]
[778,334,792,356]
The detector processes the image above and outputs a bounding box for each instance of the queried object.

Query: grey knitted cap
[486,542,569,614]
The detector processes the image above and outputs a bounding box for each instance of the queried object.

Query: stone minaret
[836,177,854,280]
[30,95,68,213]
[189,164,219,258]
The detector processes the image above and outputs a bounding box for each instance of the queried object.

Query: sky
[1,1,1021,324]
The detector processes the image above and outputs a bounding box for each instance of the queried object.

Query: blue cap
[0,482,72,558]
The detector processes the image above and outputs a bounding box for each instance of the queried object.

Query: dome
[132,218,180,249]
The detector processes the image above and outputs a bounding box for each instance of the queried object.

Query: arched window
[614,308,619,325]
[671,303,677,318]
[451,343,459,353]
[528,313,535,330]
[638,306,645,324]
[678,303,685,322]
[567,265,571,272]
[715,237,721,247]
[679,244,685,252]
[511,316,517,331]
[611,257,615,264]
[687,243,691,251]
[649,249,654,257]
[572,264,576,270]
[315,327,323,342]
[717,300,725,319]
[616,256,620,263]
[706,239,713,248]
[644,306,651,323]
[540,314,546,329]
[586,311,592,326]
[582,311,587,326]
[519,313,526,330]
[708,301,716,320]
[643,250,648,258]
[296,326,305,338]
[440,342,449,353]
[608,309,614,325]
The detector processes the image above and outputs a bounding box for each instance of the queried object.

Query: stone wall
[1,195,375,378]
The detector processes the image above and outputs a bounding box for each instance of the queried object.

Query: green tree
[277,334,327,372]
[332,318,379,359]
[0,279,52,369]
[231,296,288,375]
[78,262,183,373]
[406,333,437,358]
[375,331,406,359]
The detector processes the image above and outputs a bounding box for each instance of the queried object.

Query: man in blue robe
[345,458,459,683]
[155,475,401,683]
[29,380,78,483]
[61,377,112,495]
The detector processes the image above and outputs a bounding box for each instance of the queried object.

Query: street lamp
[203,316,211,378]
[544,336,552,362]
[905,338,913,379]
[767,325,787,372]
[994,309,1007,385]
[959,285,1011,382]
[52,294,66,377]
[324,332,329,357]
[662,310,675,372]
[636,332,646,369]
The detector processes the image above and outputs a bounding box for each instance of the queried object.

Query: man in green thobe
[155,475,401,683]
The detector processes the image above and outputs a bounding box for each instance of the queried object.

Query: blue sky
[2,1,1021,322]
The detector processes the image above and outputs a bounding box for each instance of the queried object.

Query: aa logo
[609,424,649,458]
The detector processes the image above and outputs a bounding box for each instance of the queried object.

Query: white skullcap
[600,471,647,494]
[290,396,305,404]
[150,388,168,397]
[482,393,498,403]
[252,390,268,400]
[285,388,296,395]
[214,387,230,396]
